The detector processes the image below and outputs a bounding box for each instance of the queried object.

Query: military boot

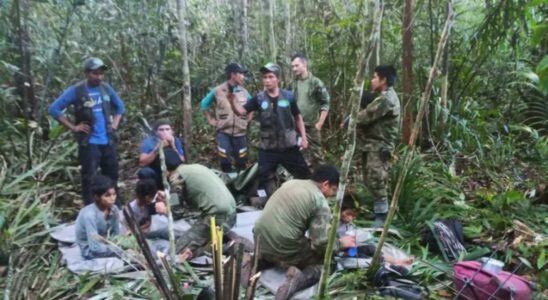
[226,230,255,252]
[239,253,253,288]
[275,265,321,300]
[373,213,387,228]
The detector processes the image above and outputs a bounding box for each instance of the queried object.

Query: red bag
[454,261,533,300]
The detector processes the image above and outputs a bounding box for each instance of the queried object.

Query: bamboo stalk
[158,252,186,298]
[246,272,261,300]
[123,207,174,300]
[366,1,455,279]
[232,243,244,300]
[158,143,177,263]
[317,3,384,298]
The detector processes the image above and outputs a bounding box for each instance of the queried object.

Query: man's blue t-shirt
[141,136,185,157]
[48,83,125,145]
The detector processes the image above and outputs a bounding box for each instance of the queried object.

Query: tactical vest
[257,90,298,150]
[73,81,114,146]
[214,82,249,136]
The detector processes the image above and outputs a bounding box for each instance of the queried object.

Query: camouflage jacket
[290,72,330,125]
[254,179,340,258]
[356,87,401,152]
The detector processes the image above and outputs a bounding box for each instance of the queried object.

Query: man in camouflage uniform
[357,65,401,227]
[290,53,330,168]
[165,158,250,260]
[250,165,356,300]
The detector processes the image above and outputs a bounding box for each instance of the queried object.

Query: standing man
[200,63,252,173]
[49,57,125,206]
[357,65,401,227]
[229,63,310,199]
[138,118,185,188]
[250,165,356,300]
[290,53,330,168]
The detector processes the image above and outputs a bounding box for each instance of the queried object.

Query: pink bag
[454,261,533,300]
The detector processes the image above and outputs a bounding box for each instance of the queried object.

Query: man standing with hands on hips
[49,57,125,206]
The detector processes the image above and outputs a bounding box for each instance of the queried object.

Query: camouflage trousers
[362,150,392,214]
[303,125,325,169]
[175,211,236,255]
[255,234,323,270]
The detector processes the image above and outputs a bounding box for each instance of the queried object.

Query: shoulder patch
[260,101,269,110]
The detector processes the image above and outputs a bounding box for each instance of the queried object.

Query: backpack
[374,265,425,300]
[422,219,467,262]
[453,261,534,300]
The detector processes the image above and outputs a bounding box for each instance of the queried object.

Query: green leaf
[537,249,546,270]
[79,276,101,296]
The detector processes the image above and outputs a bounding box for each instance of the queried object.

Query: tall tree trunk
[367,2,454,279]
[241,0,249,59]
[233,0,249,60]
[176,0,192,156]
[366,0,381,75]
[440,3,453,128]
[14,0,36,121]
[401,0,414,144]
[317,2,384,297]
[265,0,277,61]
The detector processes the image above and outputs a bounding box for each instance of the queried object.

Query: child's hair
[91,175,115,197]
[136,178,158,199]
[341,193,356,211]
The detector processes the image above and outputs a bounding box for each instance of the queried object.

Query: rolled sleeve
[308,203,332,252]
[316,82,330,112]
[200,90,216,111]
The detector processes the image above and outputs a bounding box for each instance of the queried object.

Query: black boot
[374,213,387,228]
[275,265,321,300]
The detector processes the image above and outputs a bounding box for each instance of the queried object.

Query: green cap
[260,62,281,77]
[83,57,107,71]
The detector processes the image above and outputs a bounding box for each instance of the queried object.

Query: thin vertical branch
[317,2,384,298]
[176,0,193,156]
[159,143,177,263]
[366,0,455,279]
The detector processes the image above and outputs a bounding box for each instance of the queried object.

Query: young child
[337,196,358,238]
[75,175,121,259]
[127,178,167,238]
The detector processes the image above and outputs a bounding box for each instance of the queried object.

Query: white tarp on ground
[51,210,413,300]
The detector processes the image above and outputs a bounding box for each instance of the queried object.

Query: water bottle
[346,230,357,257]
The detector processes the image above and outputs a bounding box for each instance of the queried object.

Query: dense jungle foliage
[0,0,546,299]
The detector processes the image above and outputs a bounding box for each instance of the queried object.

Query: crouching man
[251,165,356,299]
[164,156,250,260]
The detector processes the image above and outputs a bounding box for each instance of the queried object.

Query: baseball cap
[83,57,108,71]
[225,63,246,74]
[260,63,281,77]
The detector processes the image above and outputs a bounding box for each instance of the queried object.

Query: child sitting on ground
[337,196,413,267]
[75,175,122,259]
[127,178,167,239]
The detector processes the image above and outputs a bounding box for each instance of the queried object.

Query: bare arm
[57,115,90,134]
[111,114,122,130]
[295,114,308,149]
[203,111,217,127]
[315,110,329,130]
[246,111,254,123]
[139,145,159,167]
